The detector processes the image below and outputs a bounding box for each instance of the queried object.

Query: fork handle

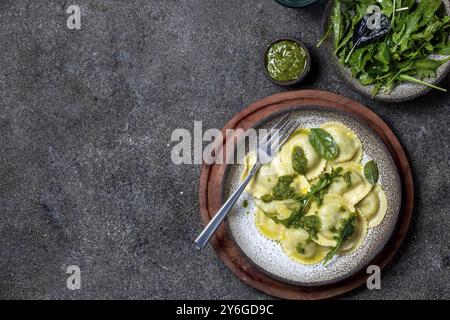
[195,164,261,250]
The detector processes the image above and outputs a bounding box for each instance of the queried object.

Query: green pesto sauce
[292,146,308,174]
[242,200,249,208]
[296,243,306,255]
[261,194,273,203]
[299,215,321,239]
[266,40,307,82]
[272,175,296,200]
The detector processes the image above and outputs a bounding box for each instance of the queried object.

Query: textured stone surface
[0,0,448,299]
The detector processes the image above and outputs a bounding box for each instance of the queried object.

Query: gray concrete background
[0,0,448,299]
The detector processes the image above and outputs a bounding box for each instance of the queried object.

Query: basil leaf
[364,160,379,185]
[291,146,308,174]
[308,128,339,160]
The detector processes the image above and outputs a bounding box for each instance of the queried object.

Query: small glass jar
[275,0,320,8]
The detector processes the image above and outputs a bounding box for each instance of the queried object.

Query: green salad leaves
[319,0,450,96]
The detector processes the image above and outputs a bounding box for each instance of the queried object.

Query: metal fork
[194,114,298,250]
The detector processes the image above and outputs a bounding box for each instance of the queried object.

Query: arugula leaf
[396,12,421,52]
[406,57,450,80]
[364,160,379,185]
[377,0,394,16]
[307,167,343,205]
[343,171,352,187]
[399,74,447,92]
[332,0,344,49]
[323,213,357,265]
[271,198,310,228]
[416,0,444,27]
[309,128,339,160]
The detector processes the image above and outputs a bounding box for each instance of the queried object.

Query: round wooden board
[198,90,414,300]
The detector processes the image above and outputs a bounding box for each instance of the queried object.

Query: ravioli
[242,151,310,199]
[309,194,356,247]
[281,228,329,265]
[242,152,277,198]
[356,184,387,228]
[327,162,372,205]
[254,198,299,219]
[338,210,368,255]
[255,208,287,241]
[321,122,362,164]
[277,128,327,180]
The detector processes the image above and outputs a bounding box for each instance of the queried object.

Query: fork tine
[266,116,295,146]
[259,113,291,144]
[268,118,298,155]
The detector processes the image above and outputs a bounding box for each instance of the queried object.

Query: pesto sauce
[266,40,307,82]
[242,200,248,208]
[292,146,308,174]
[300,215,321,239]
[272,175,296,200]
[296,243,306,255]
[261,194,273,203]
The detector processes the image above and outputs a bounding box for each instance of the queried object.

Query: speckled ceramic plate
[322,0,450,103]
[223,107,401,286]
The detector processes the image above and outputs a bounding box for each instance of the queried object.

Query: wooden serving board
[198,90,414,300]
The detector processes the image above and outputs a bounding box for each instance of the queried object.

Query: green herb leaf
[323,213,357,265]
[270,198,310,228]
[308,167,343,205]
[308,128,339,160]
[343,171,352,187]
[364,160,379,185]
[291,146,308,175]
[331,0,343,49]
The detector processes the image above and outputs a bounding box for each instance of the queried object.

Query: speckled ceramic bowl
[275,0,320,8]
[223,107,402,286]
[321,0,450,103]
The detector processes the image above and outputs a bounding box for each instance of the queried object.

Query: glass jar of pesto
[263,38,311,86]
